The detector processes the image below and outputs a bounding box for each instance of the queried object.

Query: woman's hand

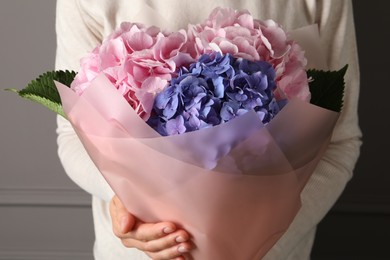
[109,195,193,260]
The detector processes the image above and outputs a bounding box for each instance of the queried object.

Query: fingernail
[178,245,189,253]
[176,236,186,243]
[163,226,174,234]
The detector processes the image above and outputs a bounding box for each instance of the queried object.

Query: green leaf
[5,70,76,118]
[307,65,348,112]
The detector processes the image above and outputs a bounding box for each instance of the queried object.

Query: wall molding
[0,187,91,207]
[1,188,388,213]
[0,250,92,260]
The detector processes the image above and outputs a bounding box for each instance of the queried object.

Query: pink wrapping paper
[55,70,338,259]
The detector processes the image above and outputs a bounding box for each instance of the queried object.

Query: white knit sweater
[54,0,362,259]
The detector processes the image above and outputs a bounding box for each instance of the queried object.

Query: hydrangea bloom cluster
[70,22,195,119]
[70,7,310,124]
[147,52,281,136]
[187,7,310,101]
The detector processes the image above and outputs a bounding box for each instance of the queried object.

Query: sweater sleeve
[264,0,362,258]
[55,0,114,202]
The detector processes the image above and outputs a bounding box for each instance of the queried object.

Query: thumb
[119,212,136,234]
[113,195,136,233]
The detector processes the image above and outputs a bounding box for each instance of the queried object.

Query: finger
[147,242,192,260]
[130,221,177,241]
[141,229,190,253]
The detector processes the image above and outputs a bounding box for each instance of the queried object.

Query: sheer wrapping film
[55,24,338,259]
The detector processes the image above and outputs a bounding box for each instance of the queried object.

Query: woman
[55,0,362,259]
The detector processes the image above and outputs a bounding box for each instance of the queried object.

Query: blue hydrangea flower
[147,52,283,136]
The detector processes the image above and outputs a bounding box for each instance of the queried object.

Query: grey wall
[0,1,94,259]
[0,1,389,259]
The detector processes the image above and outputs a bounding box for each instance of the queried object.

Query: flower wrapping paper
[55,63,338,259]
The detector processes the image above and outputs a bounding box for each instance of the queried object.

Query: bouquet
[7,7,347,260]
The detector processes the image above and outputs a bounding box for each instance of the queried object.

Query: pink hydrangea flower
[187,7,310,102]
[71,22,194,119]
